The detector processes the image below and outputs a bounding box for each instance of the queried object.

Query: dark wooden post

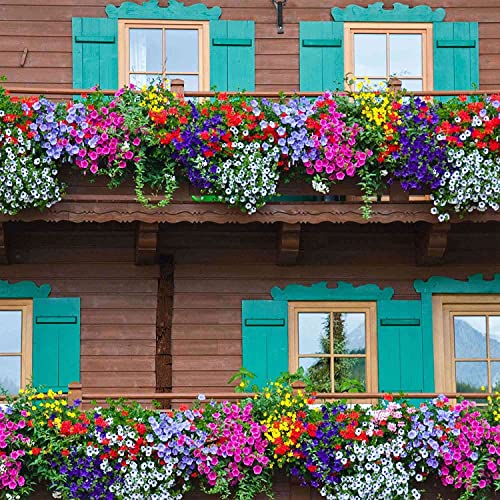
[291,380,306,395]
[388,76,402,93]
[171,78,185,98]
[0,223,8,264]
[68,382,83,405]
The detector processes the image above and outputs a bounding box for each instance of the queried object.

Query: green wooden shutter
[72,17,118,89]
[210,20,255,91]
[434,22,479,91]
[242,300,288,389]
[378,300,425,393]
[33,298,80,392]
[300,21,344,92]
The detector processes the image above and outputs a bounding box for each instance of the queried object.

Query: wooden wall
[1,222,158,393]
[1,220,498,395]
[161,221,500,393]
[0,0,499,91]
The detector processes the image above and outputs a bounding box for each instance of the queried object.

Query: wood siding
[0,222,158,393]
[0,0,499,90]
[161,221,500,393]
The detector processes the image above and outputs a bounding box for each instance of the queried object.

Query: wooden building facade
[0,0,499,497]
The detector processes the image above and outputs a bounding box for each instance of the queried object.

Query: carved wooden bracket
[277,223,301,266]
[135,222,159,265]
[0,223,9,265]
[416,223,451,266]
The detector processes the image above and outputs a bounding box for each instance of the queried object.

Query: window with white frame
[118,20,210,90]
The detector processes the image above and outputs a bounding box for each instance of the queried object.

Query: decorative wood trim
[332,2,446,22]
[106,0,222,20]
[277,223,301,266]
[0,223,8,265]
[135,222,159,265]
[416,222,451,266]
[0,280,51,299]
[4,199,500,225]
[271,281,394,302]
[415,274,500,295]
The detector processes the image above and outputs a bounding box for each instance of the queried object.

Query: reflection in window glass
[0,356,21,394]
[354,34,386,76]
[129,74,163,87]
[490,317,500,357]
[456,361,487,393]
[166,74,199,91]
[335,357,366,392]
[333,313,366,355]
[492,362,500,392]
[129,29,162,73]
[389,34,422,76]
[298,313,330,355]
[454,316,486,358]
[0,311,22,352]
[400,79,423,91]
[166,30,198,73]
[300,357,331,392]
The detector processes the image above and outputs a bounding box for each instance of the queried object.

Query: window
[118,20,210,90]
[434,296,500,395]
[0,300,32,394]
[288,302,377,393]
[344,23,433,91]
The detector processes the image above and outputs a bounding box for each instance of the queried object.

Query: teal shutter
[210,20,255,91]
[378,300,424,393]
[72,17,118,89]
[33,298,81,392]
[300,21,344,91]
[242,300,288,389]
[433,22,479,91]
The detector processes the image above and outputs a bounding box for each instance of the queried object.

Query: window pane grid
[296,309,369,392]
[453,314,498,393]
[128,26,200,87]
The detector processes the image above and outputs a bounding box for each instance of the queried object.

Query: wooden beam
[0,223,9,264]
[135,222,159,265]
[416,222,451,265]
[277,223,301,266]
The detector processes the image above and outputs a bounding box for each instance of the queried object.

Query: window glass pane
[492,362,500,392]
[401,79,423,91]
[0,356,21,394]
[166,74,199,91]
[334,357,366,392]
[300,357,331,392]
[0,311,22,352]
[454,316,487,358]
[389,34,422,77]
[354,34,386,77]
[298,313,330,355]
[490,316,500,358]
[455,361,487,393]
[165,29,198,73]
[333,313,366,355]
[129,74,163,87]
[129,29,163,73]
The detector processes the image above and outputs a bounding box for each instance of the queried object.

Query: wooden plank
[81,372,155,388]
[82,340,156,356]
[81,324,155,340]
[81,308,156,325]
[173,355,241,371]
[172,339,241,356]
[82,356,155,372]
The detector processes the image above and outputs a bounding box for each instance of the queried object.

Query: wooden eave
[2,195,499,225]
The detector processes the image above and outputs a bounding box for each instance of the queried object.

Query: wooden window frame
[433,295,500,394]
[0,299,33,391]
[288,301,378,393]
[118,19,210,89]
[344,22,434,91]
